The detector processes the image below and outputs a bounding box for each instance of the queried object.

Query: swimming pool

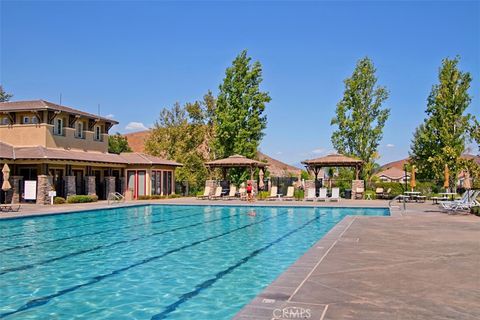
[0,205,388,319]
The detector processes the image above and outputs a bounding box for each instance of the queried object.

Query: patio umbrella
[410,165,416,191]
[2,164,11,204]
[464,171,471,202]
[296,172,302,188]
[258,170,264,190]
[443,164,450,192]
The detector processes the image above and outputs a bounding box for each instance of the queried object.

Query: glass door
[137,171,146,197]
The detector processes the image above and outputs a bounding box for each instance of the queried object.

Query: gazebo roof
[302,153,363,167]
[205,154,267,168]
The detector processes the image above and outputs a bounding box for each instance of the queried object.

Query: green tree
[145,93,216,193]
[108,133,132,154]
[331,57,390,180]
[410,57,473,185]
[471,118,480,152]
[213,50,271,160]
[0,86,13,102]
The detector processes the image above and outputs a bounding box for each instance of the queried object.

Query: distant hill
[257,151,301,177]
[124,130,150,153]
[123,131,302,177]
[377,154,479,173]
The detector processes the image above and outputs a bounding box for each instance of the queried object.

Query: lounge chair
[224,186,237,200]
[197,186,211,200]
[441,190,479,212]
[317,188,328,202]
[304,188,316,201]
[375,188,384,199]
[282,186,295,201]
[209,186,223,200]
[0,204,21,212]
[383,188,392,199]
[266,186,278,201]
[330,187,340,202]
[440,190,470,208]
[355,187,364,199]
[238,187,247,201]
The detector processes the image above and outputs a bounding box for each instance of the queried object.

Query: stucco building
[0,100,181,204]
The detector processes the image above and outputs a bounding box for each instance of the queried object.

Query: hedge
[54,196,66,204]
[471,206,480,217]
[137,194,181,200]
[66,195,99,203]
[374,182,405,197]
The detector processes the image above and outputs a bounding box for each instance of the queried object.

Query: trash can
[344,189,352,199]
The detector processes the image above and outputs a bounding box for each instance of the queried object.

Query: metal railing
[107,192,125,205]
[389,194,406,211]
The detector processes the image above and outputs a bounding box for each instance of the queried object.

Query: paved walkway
[0,198,395,219]
[234,208,480,320]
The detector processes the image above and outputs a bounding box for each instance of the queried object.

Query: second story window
[1,118,10,125]
[31,116,39,124]
[54,118,63,135]
[75,121,84,138]
[94,125,102,141]
[23,116,30,124]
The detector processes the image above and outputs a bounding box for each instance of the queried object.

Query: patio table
[439,192,456,201]
[404,191,420,202]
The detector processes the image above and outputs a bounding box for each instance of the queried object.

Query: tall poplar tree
[331,57,390,180]
[0,86,13,102]
[213,50,271,160]
[410,57,473,183]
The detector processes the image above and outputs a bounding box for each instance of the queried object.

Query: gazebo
[302,153,363,179]
[204,154,267,194]
[205,154,267,180]
[302,153,364,198]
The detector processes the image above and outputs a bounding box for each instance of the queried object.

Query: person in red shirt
[246,182,253,202]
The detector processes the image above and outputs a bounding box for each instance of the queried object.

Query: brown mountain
[123,131,302,177]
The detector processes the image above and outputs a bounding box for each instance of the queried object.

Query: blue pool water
[0,205,388,319]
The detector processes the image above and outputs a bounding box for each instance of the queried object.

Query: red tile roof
[375,167,409,180]
[0,142,14,159]
[0,100,119,124]
[0,142,181,166]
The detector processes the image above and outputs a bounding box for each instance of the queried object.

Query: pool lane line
[0,208,248,275]
[149,212,324,319]
[0,205,198,239]
[0,210,287,319]
[0,207,220,254]
[0,205,149,235]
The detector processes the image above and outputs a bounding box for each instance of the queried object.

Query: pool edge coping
[232,214,364,319]
[0,202,395,221]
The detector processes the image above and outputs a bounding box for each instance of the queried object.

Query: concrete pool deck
[1,198,478,319]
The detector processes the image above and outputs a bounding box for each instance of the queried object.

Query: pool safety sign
[24,180,37,200]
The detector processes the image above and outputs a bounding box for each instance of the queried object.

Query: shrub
[471,206,480,217]
[137,194,181,200]
[294,189,304,201]
[365,190,376,200]
[257,191,270,200]
[415,181,439,196]
[54,196,66,204]
[66,195,98,203]
[374,182,405,197]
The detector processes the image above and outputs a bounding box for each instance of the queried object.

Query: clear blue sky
[1,1,479,166]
